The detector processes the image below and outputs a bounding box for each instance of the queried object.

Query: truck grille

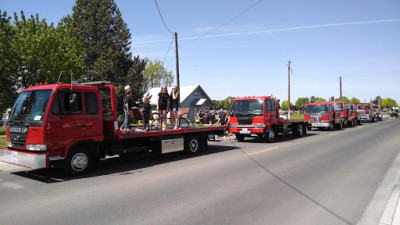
[310,114,322,122]
[9,130,28,148]
[237,115,255,125]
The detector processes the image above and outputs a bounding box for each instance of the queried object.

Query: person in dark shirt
[121,85,132,132]
[217,108,227,125]
[169,86,179,129]
[141,96,151,131]
[157,86,170,130]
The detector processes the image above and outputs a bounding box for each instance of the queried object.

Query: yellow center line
[247,146,280,156]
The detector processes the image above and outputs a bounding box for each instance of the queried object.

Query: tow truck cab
[332,101,349,126]
[357,103,373,122]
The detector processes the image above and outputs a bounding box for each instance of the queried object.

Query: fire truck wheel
[236,134,245,142]
[265,128,276,143]
[65,147,92,175]
[329,122,334,131]
[298,124,304,137]
[184,136,201,154]
[336,122,343,130]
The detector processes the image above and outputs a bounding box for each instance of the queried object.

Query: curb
[380,183,400,225]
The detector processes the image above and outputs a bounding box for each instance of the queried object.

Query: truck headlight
[27,144,47,151]
[253,123,265,128]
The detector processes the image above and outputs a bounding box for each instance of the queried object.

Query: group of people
[196,108,229,125]
[120,85,180,132]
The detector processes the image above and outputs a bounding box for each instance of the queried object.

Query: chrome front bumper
[0,148,47,169]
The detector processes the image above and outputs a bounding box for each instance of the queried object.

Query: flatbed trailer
[0,81,228,174]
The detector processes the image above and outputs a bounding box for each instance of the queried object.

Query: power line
[190,0,264,42]
[162,35,175,66]
[153,0,173,35]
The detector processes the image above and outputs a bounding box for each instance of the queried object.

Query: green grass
[290,114,305,120]
[0,127,6,147]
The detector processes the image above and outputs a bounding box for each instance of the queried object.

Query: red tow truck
[304,102,342,130]
[229,96,310,142]
[0,81,228,174]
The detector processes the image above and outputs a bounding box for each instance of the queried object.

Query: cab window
[52,91,82,115]
[85,92,99,115]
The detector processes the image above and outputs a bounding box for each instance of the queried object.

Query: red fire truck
[348,103,361,126]
[0,81,228,174]
[304,102,342,130]
[357,103,373,122]
[229,96,310,142]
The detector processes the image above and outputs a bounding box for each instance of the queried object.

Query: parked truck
[372,104,383,121]
[357,103,374,122]
[304,102,342,130]
[0,81,228,174]
[229,96,310,142]
[332,101,349,127]
[349,103,361,125]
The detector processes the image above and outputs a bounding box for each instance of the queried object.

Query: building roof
[146,85,212,105]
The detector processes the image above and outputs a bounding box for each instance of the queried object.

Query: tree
[71,0,132,84]
[349,97,360,104]
[281,100,293,110]
[373,96,382,105]
[143,59,174,91]
[314,97,327,103]
[295,97,309,110]
[0,11,85,113]
[0,10,17,113]
[335,96,350,103]
[381,98,398,109]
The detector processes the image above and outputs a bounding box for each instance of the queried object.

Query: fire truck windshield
[231,99,263,116]
[305,105,328,115]
[9,90,52,126]
[334,103,344,111]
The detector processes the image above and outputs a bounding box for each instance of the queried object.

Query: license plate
[240,128,250,134]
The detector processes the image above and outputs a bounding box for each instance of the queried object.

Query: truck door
[264,99,276,129]
[83,92,103,139]
[46,89,85,157]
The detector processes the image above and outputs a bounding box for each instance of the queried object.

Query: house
[147,85,213,121]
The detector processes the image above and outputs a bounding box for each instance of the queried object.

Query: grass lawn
[290,114,305,120]
[0,127,6,147]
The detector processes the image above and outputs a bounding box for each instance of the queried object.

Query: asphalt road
[0,119,399,225]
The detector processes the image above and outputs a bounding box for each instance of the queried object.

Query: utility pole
[288,60,291,119]
[340,76,342,101]
[175,32,180,100]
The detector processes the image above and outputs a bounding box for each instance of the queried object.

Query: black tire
[184,135,201,154]
[265,128,276,143]
[65,147,92,175]
[357,119,361,125]
[302,124,307,136]
[336,122,343,130]
[307,126,312,131]
[236,134,245,142]
[329,122,334,131]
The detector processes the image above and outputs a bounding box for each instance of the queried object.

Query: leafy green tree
[295,97,309,110]
[373,96,382,105]
[223,97,235,110]
[349,97,360,104]
[335,96,350,103]
[314,97,327,103]
[143,59,173,91]
[71,0,132,84]
[281,100,293,110]
[381,98,398,109]
[0,11,17,113]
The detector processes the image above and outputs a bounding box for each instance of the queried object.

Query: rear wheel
[336,121,343,130]
[236,134,245,142]
[184,136,201,154]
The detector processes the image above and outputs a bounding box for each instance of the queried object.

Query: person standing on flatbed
[157,86,170,131]
[169,86,179,129]
[121,85,133,132]
[142,96,151,131]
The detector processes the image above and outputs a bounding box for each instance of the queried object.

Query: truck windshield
[334,103,344,111]
[9,90,52,126]
[305,105,328,115]
[358,105,370,109]
[231,99,263,116]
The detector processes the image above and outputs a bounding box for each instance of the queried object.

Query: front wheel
[236,134,245,142]
[265,128,276,143]
[65,147,92,175]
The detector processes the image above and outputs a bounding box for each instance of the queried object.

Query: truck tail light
[27,144,47,151]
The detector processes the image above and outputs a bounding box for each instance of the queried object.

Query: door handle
[76,124,86,127]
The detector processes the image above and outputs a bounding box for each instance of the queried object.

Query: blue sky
[1,0,399,104]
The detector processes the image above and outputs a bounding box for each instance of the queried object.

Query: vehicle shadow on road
[11,144,239,183]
